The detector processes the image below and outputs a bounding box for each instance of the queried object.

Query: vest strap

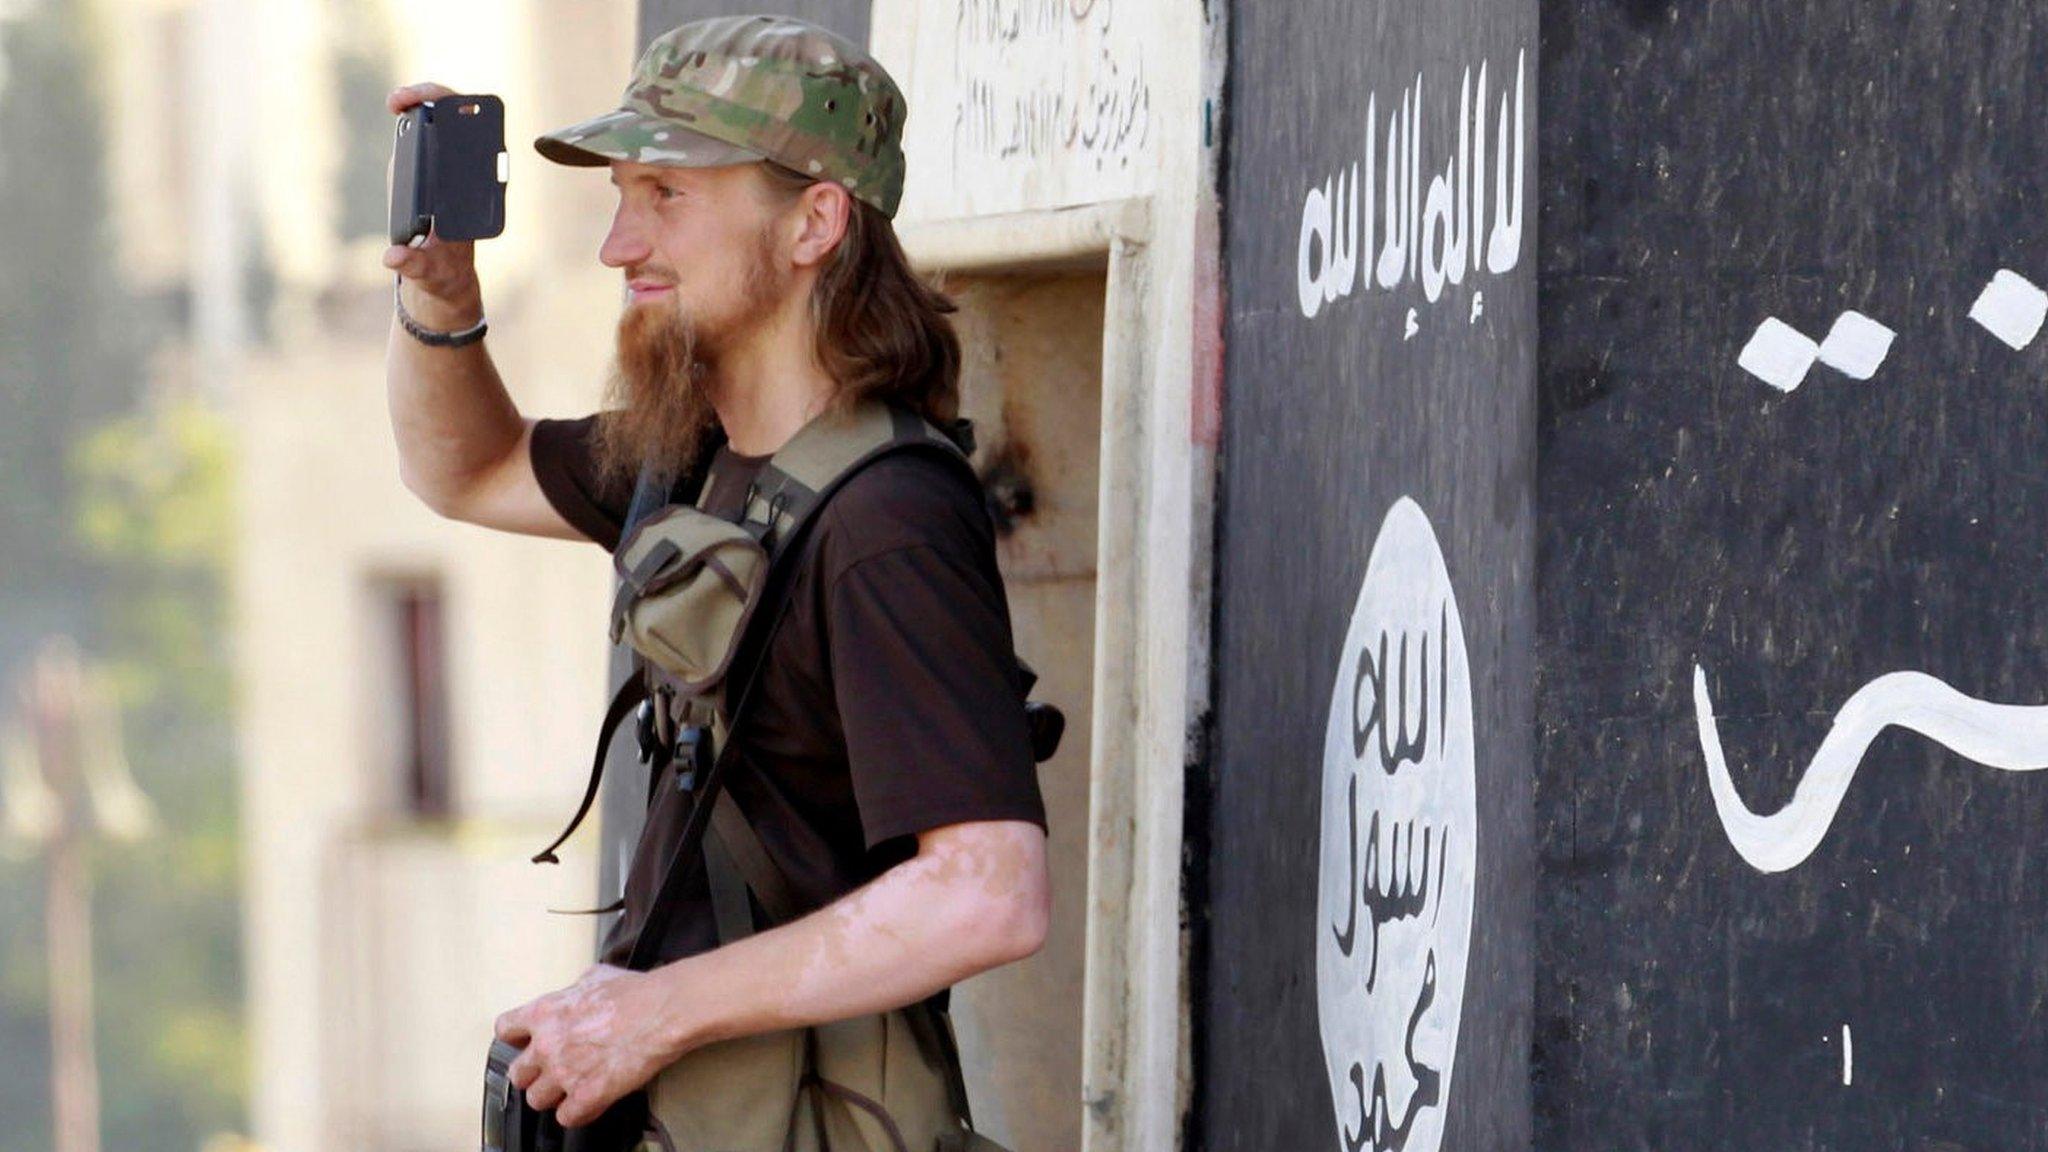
[530,674,647,865]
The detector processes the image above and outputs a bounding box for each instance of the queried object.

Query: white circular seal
[1316,497,1476,1152]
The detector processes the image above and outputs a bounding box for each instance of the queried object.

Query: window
[369,577,451,819]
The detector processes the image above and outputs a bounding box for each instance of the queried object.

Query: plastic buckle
[674,725,713,792]
[634,699,660,764]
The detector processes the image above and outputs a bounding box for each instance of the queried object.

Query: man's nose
[599,204,651,269]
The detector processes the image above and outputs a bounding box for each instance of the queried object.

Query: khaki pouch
[610,504,769,695]
[641,1009,996,1152]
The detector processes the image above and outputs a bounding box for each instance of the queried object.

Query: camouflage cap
[535,15,908,217]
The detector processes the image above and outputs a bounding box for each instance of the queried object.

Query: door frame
[902,197,1191,1152]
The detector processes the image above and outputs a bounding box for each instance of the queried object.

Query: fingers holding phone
[386,82,457,116]
[382,231,480,326]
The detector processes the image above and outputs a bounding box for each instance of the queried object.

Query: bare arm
[383,82,581,540]
[496,819,1052,1126]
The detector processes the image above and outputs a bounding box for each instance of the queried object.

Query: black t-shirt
[530,415,1047,964]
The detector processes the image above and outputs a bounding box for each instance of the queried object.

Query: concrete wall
[874,4,1222,1145]
[1199,0,1537,1149]
[945,270,1106,1152]
[1535,4,2048,1149]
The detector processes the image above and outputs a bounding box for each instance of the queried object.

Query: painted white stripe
[1816,311,1895,380]
[1842,1024,1853,1086]
[1737,317,1820,392]
[1694,665,2048,873]
[1969,269,2048,351]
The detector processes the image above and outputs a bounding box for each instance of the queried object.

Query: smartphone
[390,94,508,246]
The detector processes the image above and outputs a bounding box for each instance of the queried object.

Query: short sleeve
[827,540,1048,849]
[530,415,632,550]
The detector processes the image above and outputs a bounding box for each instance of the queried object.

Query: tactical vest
[532,400,1036,1152]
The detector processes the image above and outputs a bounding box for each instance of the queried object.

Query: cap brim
[534,107,764,169]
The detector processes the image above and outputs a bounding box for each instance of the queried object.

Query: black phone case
[389,94,507,246]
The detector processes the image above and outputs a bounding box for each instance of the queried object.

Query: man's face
[600,160,792,357]
[591,161,800,482]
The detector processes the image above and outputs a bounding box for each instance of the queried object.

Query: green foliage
[0,0,136,1145]
[0,0,248,1147]
[0,0,156,612]
[70,397,246,1151]
[0,873,50,1152]
[73,402,238,727]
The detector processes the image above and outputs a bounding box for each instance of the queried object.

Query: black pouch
[484,1039,649,1152]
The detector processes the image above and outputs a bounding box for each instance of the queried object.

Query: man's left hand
[495,964,681,1128]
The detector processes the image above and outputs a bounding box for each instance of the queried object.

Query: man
[381,15,1050,1137]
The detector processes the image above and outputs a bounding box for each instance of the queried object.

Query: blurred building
[202,2,642,1150]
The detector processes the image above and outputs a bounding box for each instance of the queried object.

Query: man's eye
[656,185,683,201]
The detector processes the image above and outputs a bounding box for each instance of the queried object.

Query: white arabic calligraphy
[1296,50,1527,320]
[1694,664,2048,873]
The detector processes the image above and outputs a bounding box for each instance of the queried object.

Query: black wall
[1537,5,2048,1149]
[1202,1,1536,1148]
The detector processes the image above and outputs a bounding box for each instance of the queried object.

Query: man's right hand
[382,82,483,330]
[380,80,583,542]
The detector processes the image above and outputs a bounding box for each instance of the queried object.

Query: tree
[73,399,243,1150]
[0,1,246,1148]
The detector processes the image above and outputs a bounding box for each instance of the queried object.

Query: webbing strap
[623,569,798,970]
[894,998,976,1128]
[702,823,756,944]
[709,794,802,925]
[531,442,722,868]
[530,673,647,865]
[737,405,965,550]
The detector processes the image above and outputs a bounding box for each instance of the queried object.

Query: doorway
[944,269,1105,1151]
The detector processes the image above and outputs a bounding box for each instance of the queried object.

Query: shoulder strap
[530,673,646,865]
[694,402,975,933]
[623,431,724,539]
[708,794,801,924]
[733,403,971,553]
[624,403,965,969]
[525,438,725,870]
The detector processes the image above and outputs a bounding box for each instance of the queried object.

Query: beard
[592,299,717,490]
[591,232,793,491]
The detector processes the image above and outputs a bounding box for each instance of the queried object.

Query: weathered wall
[870,0,1155,221]
[1536,5,2048,1149]
[647,0,1162,223]
[944,269,1107,1152]
[1200,0,1536,1149]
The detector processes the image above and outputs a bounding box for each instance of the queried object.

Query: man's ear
[787,180,852,270]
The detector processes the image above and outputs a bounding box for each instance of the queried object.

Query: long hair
[757,163,962,425]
